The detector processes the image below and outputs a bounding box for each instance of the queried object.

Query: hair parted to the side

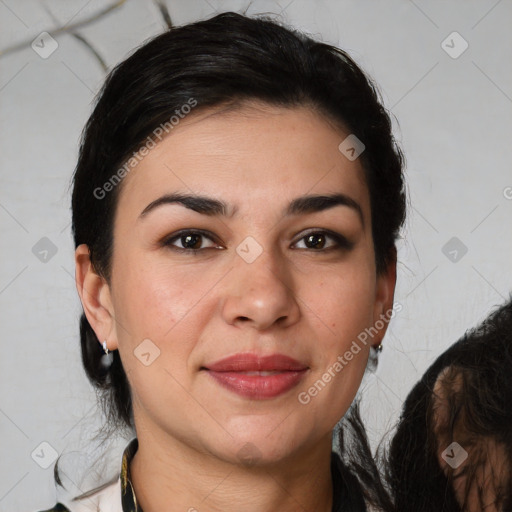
[63,10,406,507]
[386,295,512,511]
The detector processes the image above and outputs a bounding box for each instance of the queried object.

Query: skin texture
[75,102,396,512]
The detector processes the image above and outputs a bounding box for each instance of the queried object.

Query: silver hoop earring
[367,343,383,372]
[100,340,114,368]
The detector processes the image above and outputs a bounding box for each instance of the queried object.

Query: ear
[371,252,397,349]
[75,244,118,351]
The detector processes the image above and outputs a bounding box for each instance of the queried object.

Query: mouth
[202,353,309,399]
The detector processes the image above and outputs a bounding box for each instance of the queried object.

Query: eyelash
[161,229,353,255]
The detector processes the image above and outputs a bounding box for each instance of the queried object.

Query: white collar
[59,476,123,512]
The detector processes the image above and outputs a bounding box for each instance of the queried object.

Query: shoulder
[36,505,71,512]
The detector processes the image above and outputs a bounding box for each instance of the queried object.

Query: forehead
[115,102,370,222]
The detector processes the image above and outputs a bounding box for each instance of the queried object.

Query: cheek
[309,264,376,346]
[112,255,210,340]
[294,264,376,417]
[114,271,178,339]
[111,255,226,387]
[113,262,201,410]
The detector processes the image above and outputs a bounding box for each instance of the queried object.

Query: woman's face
[83,101,395,465]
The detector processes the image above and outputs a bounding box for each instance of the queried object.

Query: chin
[209,423,319,468]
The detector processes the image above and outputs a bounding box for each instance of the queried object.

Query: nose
[220,243,301,332]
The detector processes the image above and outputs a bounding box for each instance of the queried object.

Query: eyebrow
[139,192,364,226]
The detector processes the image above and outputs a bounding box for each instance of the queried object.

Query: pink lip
[203,353,309,399]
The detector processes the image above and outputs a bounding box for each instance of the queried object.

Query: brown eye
[293,230,353,252]
[162,230,220,253]
[304,233,328,249]
[178,233,202,249]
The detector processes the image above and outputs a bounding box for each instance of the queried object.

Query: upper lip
[204,353,308,372]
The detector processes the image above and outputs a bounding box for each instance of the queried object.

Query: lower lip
[205,370,308,399]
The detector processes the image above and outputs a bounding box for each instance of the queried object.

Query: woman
[39,10,405,512]
[386,296,512,511]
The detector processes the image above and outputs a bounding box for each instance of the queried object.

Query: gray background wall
[1,0,511,510]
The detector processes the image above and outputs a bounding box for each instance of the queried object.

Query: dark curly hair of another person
[386,296,512,511]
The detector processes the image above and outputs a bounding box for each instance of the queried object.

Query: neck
[130,426,335,512]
